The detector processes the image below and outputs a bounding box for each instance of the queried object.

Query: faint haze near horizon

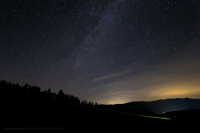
[0,0,199,104]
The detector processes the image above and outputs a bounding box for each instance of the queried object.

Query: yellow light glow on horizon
[86,58,200,104]
[149,84,200,99]
[161,89,199,96]
[90,82,200,104]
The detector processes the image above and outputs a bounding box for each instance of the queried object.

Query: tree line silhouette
[0,80,97,106]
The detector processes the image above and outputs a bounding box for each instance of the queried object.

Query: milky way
[1,0,200,104]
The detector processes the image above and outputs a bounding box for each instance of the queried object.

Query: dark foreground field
[2,96,199,132]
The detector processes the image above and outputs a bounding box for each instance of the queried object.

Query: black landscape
[1,80,200,132]
[99,98,200,114]
[1,0,200,132]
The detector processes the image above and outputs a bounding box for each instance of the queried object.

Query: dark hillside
[1,80,199,132]
[100,98,200,114]
[2,95,199,132]
[161,109,200,124]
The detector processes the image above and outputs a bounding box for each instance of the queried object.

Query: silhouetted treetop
[0,80,97,106]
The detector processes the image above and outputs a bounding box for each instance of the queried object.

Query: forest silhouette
[1,80,96,106]
[1,80,199,132]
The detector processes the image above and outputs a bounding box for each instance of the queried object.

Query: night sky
[1,0,200,104]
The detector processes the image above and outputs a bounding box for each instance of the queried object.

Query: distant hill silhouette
[1,80,200,132]
[98,98,200,114]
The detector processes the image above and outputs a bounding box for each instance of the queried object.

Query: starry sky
[1,0,200,104]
